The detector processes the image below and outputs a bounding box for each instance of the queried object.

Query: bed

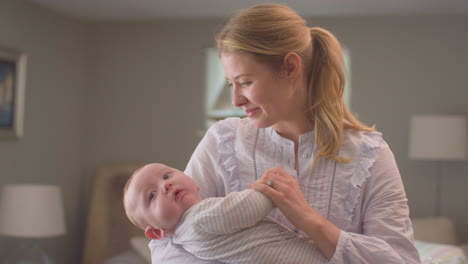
[82,163,148,264]
[81,163,468,264]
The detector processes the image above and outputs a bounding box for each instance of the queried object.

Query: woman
[150,4,421,263]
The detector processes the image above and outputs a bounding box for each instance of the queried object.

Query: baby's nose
[163,182,173,193]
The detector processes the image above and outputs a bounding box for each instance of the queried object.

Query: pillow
[104,250,148,264]
[130,236,151,263]
[412,216,459,245]
[415,240,467,264]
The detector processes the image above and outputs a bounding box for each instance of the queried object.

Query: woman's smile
[244,107,260,118]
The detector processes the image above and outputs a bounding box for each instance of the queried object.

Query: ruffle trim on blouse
[344,132,383,227]
[216,118,241,193]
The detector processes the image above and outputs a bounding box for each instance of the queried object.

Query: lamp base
[4,243,55,264]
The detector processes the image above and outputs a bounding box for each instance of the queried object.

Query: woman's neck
[273,117,313,144]
[273,120,312,174]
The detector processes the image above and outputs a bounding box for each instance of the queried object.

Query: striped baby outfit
[172,189,326,264]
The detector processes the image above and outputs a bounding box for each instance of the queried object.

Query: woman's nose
[232,86,247,107]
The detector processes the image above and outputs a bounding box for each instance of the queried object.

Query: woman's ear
[145,227,165,240]
[283,52,302,80]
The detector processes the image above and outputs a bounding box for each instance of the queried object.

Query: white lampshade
[409,115,467,160]
[0,184,66,237]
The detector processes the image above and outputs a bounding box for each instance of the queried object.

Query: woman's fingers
[260,167,284,183]
[251,168,294,206]
[252,166,317,230]
[251,179,282,206]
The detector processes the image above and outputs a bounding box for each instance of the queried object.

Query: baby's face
[125,163,201,232]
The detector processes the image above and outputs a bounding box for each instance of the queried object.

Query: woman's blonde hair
[216,4,375,165]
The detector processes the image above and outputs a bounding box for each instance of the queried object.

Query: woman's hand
[251,166,340,259]
[250,166,315,231]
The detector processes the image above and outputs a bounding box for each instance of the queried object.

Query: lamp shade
[0,184,66,237]
[409,115,467,160]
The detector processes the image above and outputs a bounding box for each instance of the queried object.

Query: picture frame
[0,47,27,140]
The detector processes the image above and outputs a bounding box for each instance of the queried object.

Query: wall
[0,0,88,262]
[81,20,221,217]
[84,20,219,170]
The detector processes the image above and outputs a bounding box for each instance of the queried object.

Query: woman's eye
[149,191,155,201]
[163,173,171,180]
[240,82,251,87]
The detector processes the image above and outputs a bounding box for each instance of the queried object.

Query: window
[204,48,245,128]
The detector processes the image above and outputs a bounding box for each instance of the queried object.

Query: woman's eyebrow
[226,74,253,80]
[234,74,253,80]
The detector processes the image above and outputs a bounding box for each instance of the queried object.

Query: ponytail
[307,28,375,168]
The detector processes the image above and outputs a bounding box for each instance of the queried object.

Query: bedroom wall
[83,20,216,171]
[81,20,218,225]
[87,16,468,245]
[0,0,88,263]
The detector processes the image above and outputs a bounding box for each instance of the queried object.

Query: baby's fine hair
[123,166,145,230]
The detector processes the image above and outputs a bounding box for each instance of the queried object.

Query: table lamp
[0,184,66,264]
[409,115,467,215]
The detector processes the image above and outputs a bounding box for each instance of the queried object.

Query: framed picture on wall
[0,47,27,140]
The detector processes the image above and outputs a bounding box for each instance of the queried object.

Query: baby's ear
[145,227,165,240]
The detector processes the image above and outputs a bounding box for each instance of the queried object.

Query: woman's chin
[249,117,273,129]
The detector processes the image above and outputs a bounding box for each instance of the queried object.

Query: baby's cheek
[157,204,177,224]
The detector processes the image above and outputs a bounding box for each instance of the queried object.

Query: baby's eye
[163,173,171,180]
[149,191,155,201]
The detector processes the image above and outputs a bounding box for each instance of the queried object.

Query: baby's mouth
[174,190,182,200]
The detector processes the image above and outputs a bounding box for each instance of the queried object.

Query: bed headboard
[82,163,144,264]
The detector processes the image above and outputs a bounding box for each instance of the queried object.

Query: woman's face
[221,51,300,129]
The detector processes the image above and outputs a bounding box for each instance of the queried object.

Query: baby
[123,163,326,264]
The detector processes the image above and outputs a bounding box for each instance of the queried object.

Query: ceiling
[28,0,468,21]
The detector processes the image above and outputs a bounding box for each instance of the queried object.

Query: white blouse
[150,117,421,264]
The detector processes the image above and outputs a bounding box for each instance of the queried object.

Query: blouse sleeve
[185,118,241,198]
[329,144,421,264]
[184,124,225,199]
